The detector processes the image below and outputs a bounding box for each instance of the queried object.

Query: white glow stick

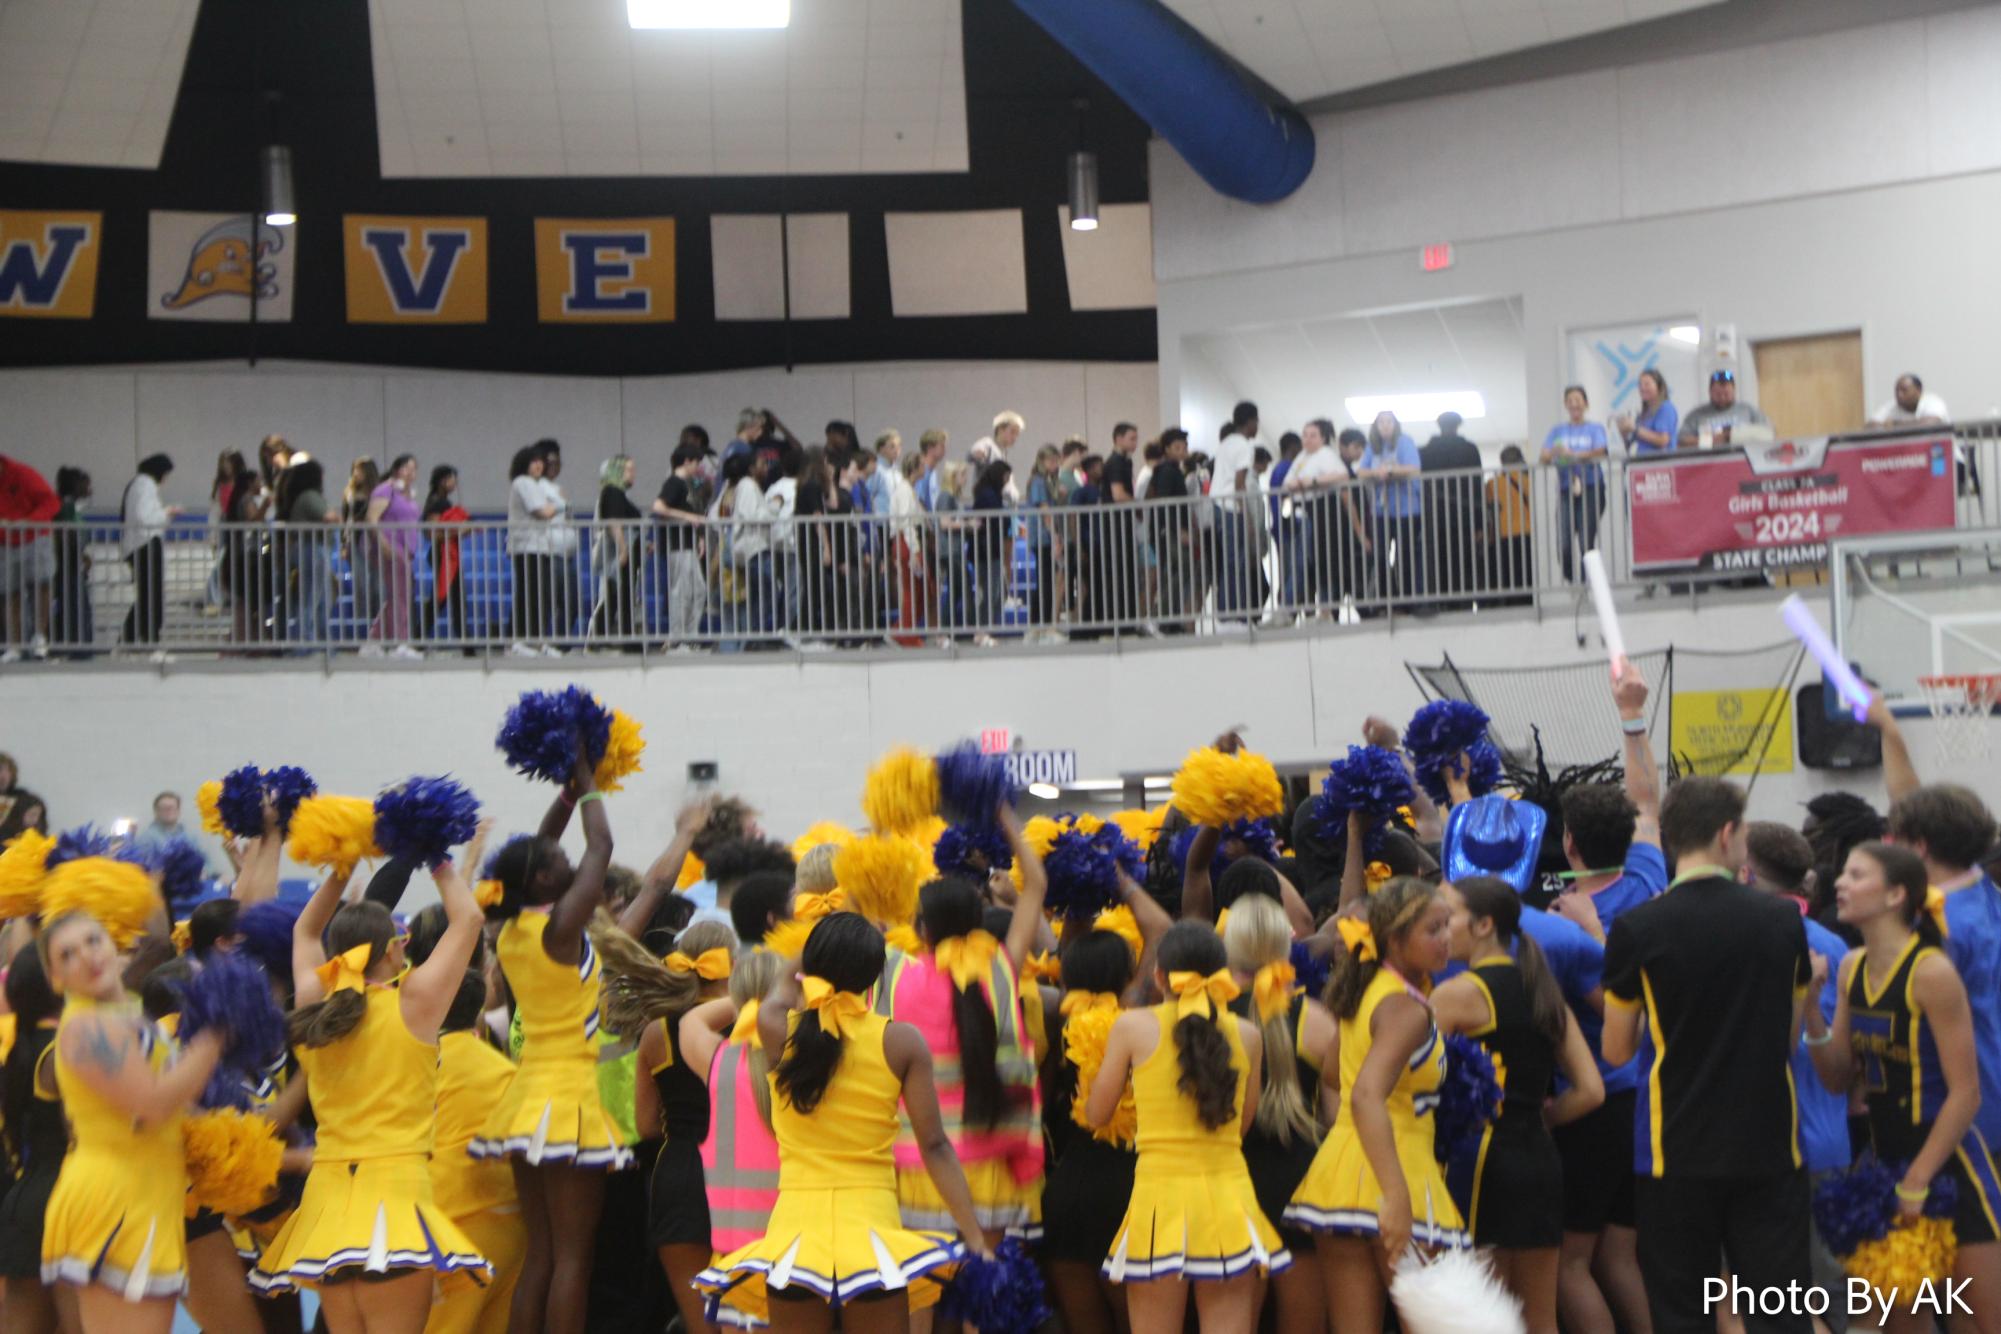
[1582,549,1626,678]
[1781,593,1871,722]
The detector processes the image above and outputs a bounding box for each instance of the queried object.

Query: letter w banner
[344,215,488,323]
[1627,434,1957,573]
[534,217,674,323]
[0,211,102,318]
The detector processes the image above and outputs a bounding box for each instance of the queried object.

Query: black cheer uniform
[647,1013,715,1249]
[1452,959,1564,1248]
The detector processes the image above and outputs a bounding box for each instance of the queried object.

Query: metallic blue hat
[1443,795,1548,895]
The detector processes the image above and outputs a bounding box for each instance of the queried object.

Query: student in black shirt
[1069,456,1104,638]
[652,443,707,644]
[1149,430,1192,629]
[1101,423,1139,622]
[1602,775,1814,1334]
[591,454,643,643]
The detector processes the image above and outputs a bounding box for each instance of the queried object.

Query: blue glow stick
[1781,594,1869,722]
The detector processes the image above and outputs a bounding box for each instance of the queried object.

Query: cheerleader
[1285,876,1463,1334]
[470,754,626,1334]
[0,946,73,1334]
[877,807,1047,1247]
[430,964,525,1334]
[695,912,991,1333]
[37,908,223,1334]
[1428,876,1604,1334]
[1222,892,1334,1332]
[1088,920,1289,1334]
[249,854,491,1330]
[1806,842,2001,1331]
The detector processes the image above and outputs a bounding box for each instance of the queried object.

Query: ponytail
[728,949,787,1133]
[1325,877,1436,1020]
[1158,922,1237,1132]
[918,878,1005,1131]
[772,913,885,1115]
[288,903,393,1049]
[482,834,547,923]
[1223,895,1319,1147]
[596,918,737,1039]
[1455,876,1566,1048]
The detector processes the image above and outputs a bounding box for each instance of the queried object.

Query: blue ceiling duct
[1011,0,1315,204]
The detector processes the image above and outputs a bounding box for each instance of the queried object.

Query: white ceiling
[368,0,969,178]
[0,0,200,168]
[1158,0,1722,102]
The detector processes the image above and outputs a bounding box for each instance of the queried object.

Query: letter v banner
[0,210,102,319]
[344,215,488,323]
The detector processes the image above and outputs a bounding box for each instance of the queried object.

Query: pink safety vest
[700,1039,781,1253]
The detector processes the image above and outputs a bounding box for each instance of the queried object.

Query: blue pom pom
[939,1238,1050,1334]
[1921,1168,1958,1220]
[218,765,268,840]
[1170,817,1275,881]
[1812,1157,1898,1257]
[1289,938,1331,1001]
[1405,701,1501,805]
[156,836,209,912]
[1433,1034,1505,1164]
[373,776,481,868]
[46,824,117,870]
[933,823,1014,880]
[235,900,305,982]
[1318,746,1414,855]
[178,954,288,1090]
[496,686,614,785]
[934,741,1015,828]
[1044,825,1139,921]
[262,765,319,832]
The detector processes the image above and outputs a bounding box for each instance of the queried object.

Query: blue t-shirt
[1575,841,1668,1094]
[1543,421,1609,488]
[1797,915,1852,1173]
[1629,401,1679,457]
[1519,904,1606,1015]
[1943,875,2001,1146]
[1361,435,1423,518]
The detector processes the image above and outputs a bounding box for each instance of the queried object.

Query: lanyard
[1669,864,1731,890]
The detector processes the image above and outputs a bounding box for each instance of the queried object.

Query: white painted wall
[12,598,1982,904]
[1151,7,2001,440]
[0,359,1161,513]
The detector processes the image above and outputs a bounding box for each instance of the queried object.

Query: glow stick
[1582,549,1626,678]
[1781,593,1870,722]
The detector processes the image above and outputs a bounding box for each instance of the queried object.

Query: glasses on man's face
[1710,371,1735,384]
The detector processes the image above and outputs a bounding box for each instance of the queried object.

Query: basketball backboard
[1830,529,2001,717]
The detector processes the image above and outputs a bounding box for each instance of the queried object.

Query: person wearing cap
[1677,370,1770,449]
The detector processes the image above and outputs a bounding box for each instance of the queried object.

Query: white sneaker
[358,643,386,658]
[28,635,47,660]
[149,649,172,665]
[508,642,541,658]
[390,644,424,661]
[540,644,565,658]
[0,649,19,664]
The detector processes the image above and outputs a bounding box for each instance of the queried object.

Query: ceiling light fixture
[261,144,296,227]
[1344,390,1487,424]
[1067,151,1099,232]
[628,0,789,29]
[1668,324,1701,345]
[1027,782,1062,800]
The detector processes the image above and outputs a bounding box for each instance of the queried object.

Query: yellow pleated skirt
[248,1155,493,1294]
[426,1203,525,1334]
[1102,1153,1291,1283]
[41,1147,189,1301]
[895,1158,1043,1234]
[1282,1118,1468,1249]
[694,1183,962,1323]
[468,1055,631,1170]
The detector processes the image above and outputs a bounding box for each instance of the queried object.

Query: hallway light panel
[628,0,789,28]
[1344,391,1487,424]
[1668,325,1700,345]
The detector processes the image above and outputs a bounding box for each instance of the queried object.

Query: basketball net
[1917,674,2001,762]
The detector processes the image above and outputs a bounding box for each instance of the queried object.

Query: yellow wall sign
[534,217,674,323]
[344,215,488,323]
[0,210,101,318]
[1670,688,1794,776]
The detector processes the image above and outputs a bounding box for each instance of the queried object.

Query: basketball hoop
[1917,674,2001,761]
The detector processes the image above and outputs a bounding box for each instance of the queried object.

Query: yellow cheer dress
[694,1010,964,1319]
[1102,1001,1291,1283]
[40,998,190,1301]
[471,910,631,1168]
[428,1030,525,1334]
[250,986,492,1293]
[1283,968,1467,1248]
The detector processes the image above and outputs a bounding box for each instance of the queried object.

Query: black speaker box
[1796,683,1883,770]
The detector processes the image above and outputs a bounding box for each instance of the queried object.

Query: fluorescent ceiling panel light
[1344,391,1487,424]
[1027,782,1061,799]
[1067,779,1126,792]
[628,0,789,29]
[1668,325,1701,345]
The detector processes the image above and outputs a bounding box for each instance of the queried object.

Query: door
[1751,331,1864,437]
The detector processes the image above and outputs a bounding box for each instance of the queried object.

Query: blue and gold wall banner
[0,210,102,319]
[344,215,488,324]
[147,211,295,322]
[533,217,674,324]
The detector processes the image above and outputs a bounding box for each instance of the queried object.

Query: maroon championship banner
[1627,434,1957,572]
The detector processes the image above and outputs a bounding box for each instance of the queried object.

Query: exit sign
[980,728,1011,755]
[1420,243,1453,272]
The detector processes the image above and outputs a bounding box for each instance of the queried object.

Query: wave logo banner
[148,211,295,322]
[0,210,102,319]
[534,217,674,323]
[344,215,488,323]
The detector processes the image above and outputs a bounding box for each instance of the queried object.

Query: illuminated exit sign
[1420,243,1453,272]
[980,728,1011,754]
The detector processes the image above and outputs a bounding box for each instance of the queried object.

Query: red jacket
[0,456,59,546]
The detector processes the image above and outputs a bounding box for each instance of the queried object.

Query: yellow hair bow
[1925,886,1949,938]
[794,888,847,921]
[474,879,504,909]
[1022,951,1062,985]
[729,997,762,1047]
[1060,989,1120,1017]
[1335,916,1377,962]
[171,921,193,955]
[801,975,868,1039]
[1214,908,1231,937]
[885,923,924,956]
[934,929,1000,990]
[1252,960,1299,1022]
[1091,905,1142,959]
[1365,861,1392,893]
[667,947,732,981]
[315,942,373,996]
[1168,968,1240,1020]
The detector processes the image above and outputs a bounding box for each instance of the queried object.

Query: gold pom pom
[1062,996,1137,1147]
[1170,747,1284,828]
[1845,1217,1956,1309]
[764,917,813,960]
[285,796,381,870]
[594,708,645,795]
[0,829,56,922]
[171,921,193,954]
[676,852,705,892]
[790,821,856,864]
[834,834,928,927]
[860,748,939,837]
[196,781,226,837]
[1109,807,1168,853]
[885,923,923,955]
[40,858,160,949]
[183,1108,284,1218]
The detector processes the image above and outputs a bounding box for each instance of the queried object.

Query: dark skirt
[0,1164,59,1279]
[1243,1126,1320,1253]
[1457,1118,1564,1250]
[647,1139,712,1249]
[1039,1137,1137,1265]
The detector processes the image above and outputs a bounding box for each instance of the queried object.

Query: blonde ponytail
[1222,895,1320,1147]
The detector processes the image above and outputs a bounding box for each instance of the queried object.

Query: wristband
[575,792,606,807]
[1895,1183,1930,1203]
[1620,716,1648,735]
[1802,1030,1834,1047]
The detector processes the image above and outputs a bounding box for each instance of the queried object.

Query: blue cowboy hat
[1443,795,1548,895]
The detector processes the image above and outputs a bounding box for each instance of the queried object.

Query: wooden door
[1752,331,1864,437]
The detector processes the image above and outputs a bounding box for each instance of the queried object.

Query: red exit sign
[980,728,1011,755]
[1420,243,1453,272]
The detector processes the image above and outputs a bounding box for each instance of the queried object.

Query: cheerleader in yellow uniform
[1285,876,1465,1334]
[469,756,625,1334]
[428,965,525,1334]
[250,850,492,1332]
[696,912,992,1334]
[38,908,223,1334]
[1087,921,1289,1334]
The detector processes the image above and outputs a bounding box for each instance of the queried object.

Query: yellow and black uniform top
[1463,960,1551,1126]
[1603,869,1810,1179]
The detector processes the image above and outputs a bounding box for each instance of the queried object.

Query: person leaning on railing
[280,459,336,648]
[0,453,59,662]
[51,466,92,653]
[651,443,708,646]
[420,466,469,649]
[591,454,642,646]
[118,453,177,649]
[364,454,423,657]
[1540,386,1608,584]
